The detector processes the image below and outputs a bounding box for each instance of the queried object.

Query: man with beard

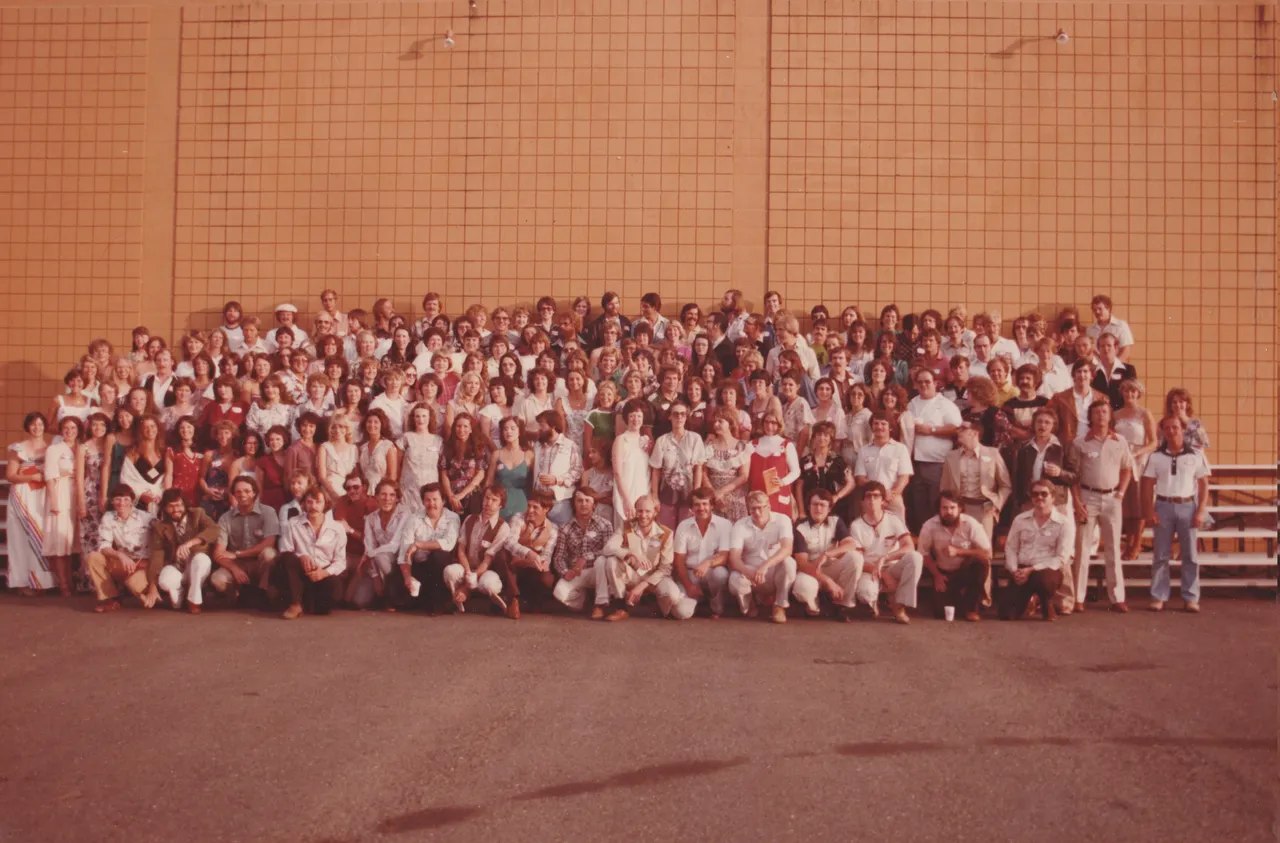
[918,492,992,622]
[148,488,219,613]
[591,495,673,622]
[278,487,348,619]
[531,410,582,525]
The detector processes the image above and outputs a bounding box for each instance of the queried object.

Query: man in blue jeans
[1140,416,1210,613]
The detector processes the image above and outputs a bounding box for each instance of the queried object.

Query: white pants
[656,567,729,619]
[1074,489,1125,604]
[594,555,650,606]
[853,551,923,609]
[727,557,797,614]
[552,562,600,611]
[348,552,397,609]
[156,553,212,608]
[792,552,864,612]
[442,563,503,600]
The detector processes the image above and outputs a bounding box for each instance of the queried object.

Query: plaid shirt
[549,512,615,576]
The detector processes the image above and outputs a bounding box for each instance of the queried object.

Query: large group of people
[5,288,1213,622]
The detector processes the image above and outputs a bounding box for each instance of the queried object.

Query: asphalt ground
[0,593,1274,843]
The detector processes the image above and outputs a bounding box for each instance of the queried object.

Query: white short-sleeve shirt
[673,515,732,569]
[905,394,962,463]
[848,512,910,565]
[854,439,914,486]
[730,512,793,568]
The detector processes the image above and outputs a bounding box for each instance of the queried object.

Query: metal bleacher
[0,462,1275,591]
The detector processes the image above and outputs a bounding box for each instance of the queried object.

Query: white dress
[358,439,396,492]
[42,441,77,556]
[611,430,651,528]
[5,441,54,589]
[318,441,358,498]
[398,432,443,513]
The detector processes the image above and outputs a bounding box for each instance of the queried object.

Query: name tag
[980,456,991,463]
[253,528,264,538]
[648,536,661,547]
[586,531,598,539]
[1086,452,1099,459]
[480,540,491,548]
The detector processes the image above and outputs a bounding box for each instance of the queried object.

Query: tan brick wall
[0,0,1275,466]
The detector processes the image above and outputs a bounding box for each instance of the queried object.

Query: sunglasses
[1031,491,1051,499]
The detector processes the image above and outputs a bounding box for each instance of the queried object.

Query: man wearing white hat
[266,303,311,354]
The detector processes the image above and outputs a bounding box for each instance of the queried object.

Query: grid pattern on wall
[174,0,736,329]
[0,6,149,435]
[768,0,1277,464]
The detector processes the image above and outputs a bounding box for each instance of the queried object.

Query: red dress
[259,454,287,509]
[168,448,204,507]
[749,440,794,517]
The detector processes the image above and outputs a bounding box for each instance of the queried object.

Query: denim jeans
[547,498,575,526]
[1151,499,1200,603]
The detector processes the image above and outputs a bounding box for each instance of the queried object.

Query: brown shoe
[188,603,202,615]
[1044,603,1057,622]
[1110,602,1129,614]
[605,608,629,622]
[892,606,910,625]
[745,603,759,619]
[771,606,787,624]
[590,605,605,620]
[1148,600,1165,613]
[1073,603,1086,614]
[93,599,121,614]
[282,604,303,620]
[964,612,981,623]
[506,598,521,620]
[1183,601,1201,614]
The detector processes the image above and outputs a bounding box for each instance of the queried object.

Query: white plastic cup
[944,606,956,622]
[408,578,422,598]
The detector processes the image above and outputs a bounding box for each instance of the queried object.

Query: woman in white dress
[49,368,94,429]
[842,383,873,466]
[611,399,652,527]
[5,412,54,594]
[556,369,592,447]
[317,412,359,501]
[514,370,556,438]
[43,416,82,595]
[478,379,515,443]
[358,409,400,492]
[368,368,412,440]
[399,403,443,514]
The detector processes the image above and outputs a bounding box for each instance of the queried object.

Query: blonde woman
[317,412,359,501]
[444,371,485,435]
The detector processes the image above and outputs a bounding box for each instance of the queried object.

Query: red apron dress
[749,441,793,517]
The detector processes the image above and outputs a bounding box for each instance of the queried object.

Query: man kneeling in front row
[278,487,348,619]
[791,489,862,621]
[919,492,991,622]
[148,489,219,613]
[1001,479,1075,621]
[660,486,731,620]
[728,491,797,624]
[590,495,672,621]
[846,482,923,624]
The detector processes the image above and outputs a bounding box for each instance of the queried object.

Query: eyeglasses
[1031,491,1051,499]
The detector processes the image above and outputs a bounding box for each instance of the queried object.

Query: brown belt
[1080,484,1116,495]
[1156,494,1195,503]
[960,497,987,505]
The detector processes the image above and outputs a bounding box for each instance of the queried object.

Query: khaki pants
[655,568,730,619]
[792,552,865,611]
[442,563,504,601]
[727,557,797,614]
[86,551,148,601]
[1073,489,1125,605]
[594,555,654,607]
[854,551,923,609]
[209,548,279,593]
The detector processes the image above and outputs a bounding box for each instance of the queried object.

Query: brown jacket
[1046,387,1108,445]
[940,445,1012,513]
[149,509,220,579]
